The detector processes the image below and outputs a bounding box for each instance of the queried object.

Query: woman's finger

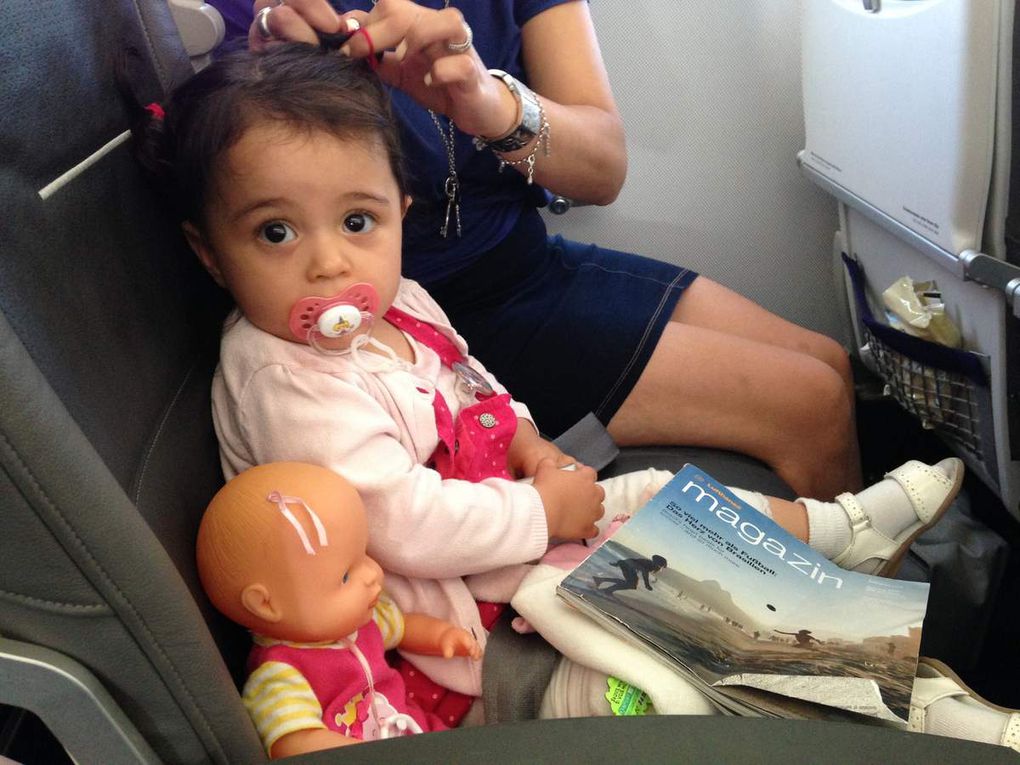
[268,0,342,33]
[422,52,480,91]
[249,5,321,48]
[340,5,423,58]
[249,0,343,50]
[338,9,371,31]
[398,8,475,64]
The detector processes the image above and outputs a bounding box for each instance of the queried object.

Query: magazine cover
[558,464,930,723]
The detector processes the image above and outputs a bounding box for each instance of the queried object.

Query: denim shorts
[423,209,698,437]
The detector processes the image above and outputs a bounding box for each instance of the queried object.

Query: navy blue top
[331,0,574,282]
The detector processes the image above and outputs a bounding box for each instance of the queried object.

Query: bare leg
[607,321,855,499]
[767,497,809,542]
[608,277,861,497]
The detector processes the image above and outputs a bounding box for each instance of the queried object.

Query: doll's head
[136,45,410,350]
[197,462,384,643]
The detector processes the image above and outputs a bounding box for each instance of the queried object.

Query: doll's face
[186,123,409,350]
[263,493,385,643]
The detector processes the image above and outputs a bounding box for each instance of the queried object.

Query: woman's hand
[250,0,519,139]
[347,0,521,138]
[249,0,627,204]
[507,420,576,479]
[250,0,345,50]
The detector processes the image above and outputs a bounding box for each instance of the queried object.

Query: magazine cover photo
[559,465,931,723]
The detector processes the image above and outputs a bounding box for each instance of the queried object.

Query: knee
[804,333,853,391]
[785,361,854,455]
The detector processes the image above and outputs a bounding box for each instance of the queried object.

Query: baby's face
[190,123,407,345]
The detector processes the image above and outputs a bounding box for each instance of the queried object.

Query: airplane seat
[0,0,264,762]
[1,1,1013,764]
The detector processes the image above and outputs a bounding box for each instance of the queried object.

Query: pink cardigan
[211,278,548,695]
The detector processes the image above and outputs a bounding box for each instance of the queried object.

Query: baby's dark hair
[133,43,408,229]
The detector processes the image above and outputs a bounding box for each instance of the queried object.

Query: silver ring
[446,22,473,54]
[256,6,274,40]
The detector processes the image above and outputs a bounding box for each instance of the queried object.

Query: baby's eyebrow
[231,197,287,223]
[344,191,390,206]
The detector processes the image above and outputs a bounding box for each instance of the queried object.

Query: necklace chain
[429,0,459,238]
[368,0,460,237]
[430,110,461,238]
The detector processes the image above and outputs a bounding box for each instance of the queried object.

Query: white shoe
[831,458,964,576]
[909,657,1020,753]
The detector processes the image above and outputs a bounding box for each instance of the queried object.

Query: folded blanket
[510,468,718,716]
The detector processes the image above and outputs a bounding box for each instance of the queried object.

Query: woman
[232,0,859,500]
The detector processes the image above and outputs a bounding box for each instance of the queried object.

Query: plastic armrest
[0,636,160,765]
[168,0,226,69]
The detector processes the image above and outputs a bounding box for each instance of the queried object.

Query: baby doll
[196,461,481,758]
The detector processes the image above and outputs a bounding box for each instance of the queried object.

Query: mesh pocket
[844,255,998,481]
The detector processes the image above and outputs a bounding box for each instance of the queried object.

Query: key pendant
[441,175,461,239]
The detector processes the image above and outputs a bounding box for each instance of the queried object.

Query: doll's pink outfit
[212,279,547,697]
[242,595,446,752]
[247,624,443,744]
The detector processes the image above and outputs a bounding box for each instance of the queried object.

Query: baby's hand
[439,626,483,660]
[533,458,604,541]
[507,421,576,478]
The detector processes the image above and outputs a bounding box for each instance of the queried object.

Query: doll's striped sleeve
[242,661,325,754]
[372,592,405,650]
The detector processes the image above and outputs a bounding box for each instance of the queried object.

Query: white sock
[801,498,852,559]
[925,695,1011,745]
[798,466,946,559]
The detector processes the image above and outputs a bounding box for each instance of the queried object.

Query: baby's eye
[258,221,296,245]
[343,213,377,233]
[341,570,350,585]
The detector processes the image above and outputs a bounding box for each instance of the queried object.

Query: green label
[605,676,652,716]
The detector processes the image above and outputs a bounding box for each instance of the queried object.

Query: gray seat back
[0,1,263,762]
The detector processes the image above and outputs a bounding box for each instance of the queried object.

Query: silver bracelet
[474,69,543,153]
[472,70,550,184]
[494,101,550,185]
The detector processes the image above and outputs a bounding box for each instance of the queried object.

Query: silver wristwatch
[476,69,542,153]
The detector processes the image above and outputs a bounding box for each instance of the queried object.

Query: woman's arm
[367,0,627,204]
[510,0,627,204]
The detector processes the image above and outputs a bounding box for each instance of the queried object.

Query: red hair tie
[145,102,165,120]
[353,26,378,71]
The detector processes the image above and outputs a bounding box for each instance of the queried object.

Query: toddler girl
[136,43,1015,754]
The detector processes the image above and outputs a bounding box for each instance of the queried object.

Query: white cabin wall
[544,0,848,344]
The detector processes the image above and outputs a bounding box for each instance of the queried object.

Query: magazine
[557,464,930,724]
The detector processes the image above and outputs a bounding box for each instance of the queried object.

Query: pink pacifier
[287,283,380,349]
